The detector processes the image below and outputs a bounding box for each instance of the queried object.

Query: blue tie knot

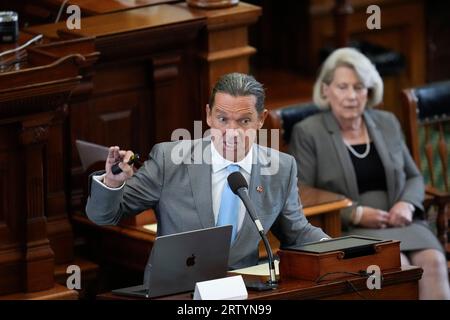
[227,164,240,173]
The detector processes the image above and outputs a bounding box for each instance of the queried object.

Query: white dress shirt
[211,143,252,233]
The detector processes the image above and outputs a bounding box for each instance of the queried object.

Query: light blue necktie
[217,164,240,242]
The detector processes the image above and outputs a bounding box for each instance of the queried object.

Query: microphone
[227,172,278,290]
[111,153,140,175]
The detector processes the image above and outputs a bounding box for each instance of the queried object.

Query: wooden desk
[8,0,180,26]
[43,0,179,15]
[72,185,351,280]
[97,266,422,300]
[1,284,78,300]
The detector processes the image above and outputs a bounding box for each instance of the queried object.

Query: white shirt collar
[210,142,253,175]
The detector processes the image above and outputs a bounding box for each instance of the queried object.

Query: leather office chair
[263,102,320,153]
[401,80,450,260]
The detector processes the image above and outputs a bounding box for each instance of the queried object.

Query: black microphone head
[227,171,248,194]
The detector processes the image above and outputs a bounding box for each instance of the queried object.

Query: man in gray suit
[86,72,328,269]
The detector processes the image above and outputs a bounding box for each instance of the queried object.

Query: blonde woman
[290,48,449,300]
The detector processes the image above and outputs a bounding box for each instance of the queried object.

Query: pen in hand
[111,153,140,175]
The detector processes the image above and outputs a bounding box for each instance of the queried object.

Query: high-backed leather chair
[402,80,450,259]
[263,102,320,153]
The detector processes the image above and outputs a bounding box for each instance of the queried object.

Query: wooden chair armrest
[424,186,449,249]
[426,185,450,199]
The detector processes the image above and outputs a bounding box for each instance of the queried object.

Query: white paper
[228,260,279,276]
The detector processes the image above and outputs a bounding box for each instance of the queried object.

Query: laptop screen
[143,225,232,298]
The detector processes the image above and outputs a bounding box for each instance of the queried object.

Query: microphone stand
[236,187,278,291]
[257,227,278,289]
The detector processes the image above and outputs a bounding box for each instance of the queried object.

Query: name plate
[193,275,248,300]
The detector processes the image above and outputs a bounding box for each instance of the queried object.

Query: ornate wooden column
[20,113,56,292]
[0,54,83,295]
[27,38,100,261]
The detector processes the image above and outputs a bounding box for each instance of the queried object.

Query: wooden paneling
[179,1,261,118]
[309,0,426,129]
[0,35,86,293]
[246,0,311,73]
[0,125,23,295]
[425,2,450,82]
[90,92,140,149]
[0,127,21,246]
[21,40,101,260]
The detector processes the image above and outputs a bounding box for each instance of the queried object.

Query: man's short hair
[209,73,265,113]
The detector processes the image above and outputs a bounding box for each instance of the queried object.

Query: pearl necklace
[344,140,371,158]
[343,124,370,159]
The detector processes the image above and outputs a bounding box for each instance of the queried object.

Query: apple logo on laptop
[186,254,196,267]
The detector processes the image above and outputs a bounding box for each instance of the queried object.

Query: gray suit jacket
[86,138,328,269]
[289,109,425,229]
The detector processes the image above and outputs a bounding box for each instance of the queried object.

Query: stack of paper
[229,260,280,276]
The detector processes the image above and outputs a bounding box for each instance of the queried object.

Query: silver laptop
[112,225,232,298]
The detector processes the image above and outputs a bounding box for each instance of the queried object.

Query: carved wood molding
[20,125,49,146]
[200,45,256,62]
[152,54,181,83]
[0,89,73,120]
[91,22,204,63]
[50,104,69,125]
[0,50,85,294]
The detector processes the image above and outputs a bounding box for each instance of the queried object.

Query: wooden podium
[278,239,401,281]
[0,37,86,296]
